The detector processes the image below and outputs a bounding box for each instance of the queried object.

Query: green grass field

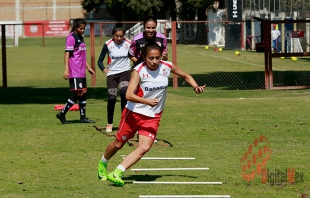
[0,87,310,198]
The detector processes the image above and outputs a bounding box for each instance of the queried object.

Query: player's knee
[113,140,125,150]
[138,144,151,154]
[108,95,117,103]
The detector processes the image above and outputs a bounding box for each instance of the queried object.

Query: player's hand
[193,84,206,94]
[88,69,95,76]
[162,51,168,61]
[146,98,159,107]
[63,71,69,80]
[103,68,108,75]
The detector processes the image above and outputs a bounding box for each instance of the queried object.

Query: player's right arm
[126,70,158,107]
[63,51,70,80]
[97,43,108,74]
[64,34,74,80]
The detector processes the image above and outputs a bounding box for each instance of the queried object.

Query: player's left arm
[86,61,95,76]
[171,64,205,94]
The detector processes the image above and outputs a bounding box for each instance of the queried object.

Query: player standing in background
[56,18,96,124]
[97,22,132,132]
[128,15,168,66]
[97,42,206,186]
[271,24,281,53]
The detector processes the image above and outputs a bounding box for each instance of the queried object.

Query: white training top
[126,60,172,117]
[105,38,131,76]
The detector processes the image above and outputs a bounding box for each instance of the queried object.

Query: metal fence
[1,19,310,90]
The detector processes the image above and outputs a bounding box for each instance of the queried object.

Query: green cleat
[107,169,124,187]
[97,160,107,181]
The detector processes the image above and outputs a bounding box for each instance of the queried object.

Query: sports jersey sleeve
[163,36,168,53]
[97,43,108,71]
[128,39,137,57]
[65,34,75,53]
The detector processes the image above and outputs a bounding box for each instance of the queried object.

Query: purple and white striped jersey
[65,32,87,78]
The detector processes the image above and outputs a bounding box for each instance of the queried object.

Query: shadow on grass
[124,173,197,181]
[0,87,109,104]
[2,70,310,104]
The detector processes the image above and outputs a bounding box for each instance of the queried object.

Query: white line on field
[134,181,222,185]
[131,167,209,171]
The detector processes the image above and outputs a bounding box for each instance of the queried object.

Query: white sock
[117,164,126,172]
[101,156,109,164]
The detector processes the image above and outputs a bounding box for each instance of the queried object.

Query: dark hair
[143,15,157,27]
[134,42,162,66]
[112,22,125,35]
[71,18,87,32]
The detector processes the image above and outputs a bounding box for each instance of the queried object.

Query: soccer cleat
[107,169,124,187]
[97,160,107,181]
[80,118,96,123]
[56,113,66,124]
[106,124,113,132]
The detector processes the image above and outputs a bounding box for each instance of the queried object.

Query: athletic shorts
[115,107,163,142]
[69,78,87,92]
[107,70,131,90]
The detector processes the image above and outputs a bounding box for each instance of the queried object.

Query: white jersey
[105,38,131,76]
[126,60,172,117]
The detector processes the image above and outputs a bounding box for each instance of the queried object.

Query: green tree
[81,0,104,13]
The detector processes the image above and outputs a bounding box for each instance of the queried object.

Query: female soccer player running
[56,18,95,124]
[97,42,206,186]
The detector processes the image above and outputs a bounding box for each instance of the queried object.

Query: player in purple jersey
[97,22,132,132]
[97,42,206,186]
[128,15,168,66]
[56,18,96,124]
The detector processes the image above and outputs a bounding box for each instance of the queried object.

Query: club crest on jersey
[142,73,149,78]
[125,44,129,49]
[163,68,167,75]
[79,83,83,88]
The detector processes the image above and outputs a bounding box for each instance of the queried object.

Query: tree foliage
[81,0,104,13]
[104,0,164,20]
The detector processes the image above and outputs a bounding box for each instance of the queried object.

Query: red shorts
[115,108,163,142]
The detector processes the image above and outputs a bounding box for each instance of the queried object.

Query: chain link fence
[1,20,310,90]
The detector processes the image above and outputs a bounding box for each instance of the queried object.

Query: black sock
[78,93,87,119]
[120,87,127,112]
[61,94,78,115]
[107,94,116,124]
